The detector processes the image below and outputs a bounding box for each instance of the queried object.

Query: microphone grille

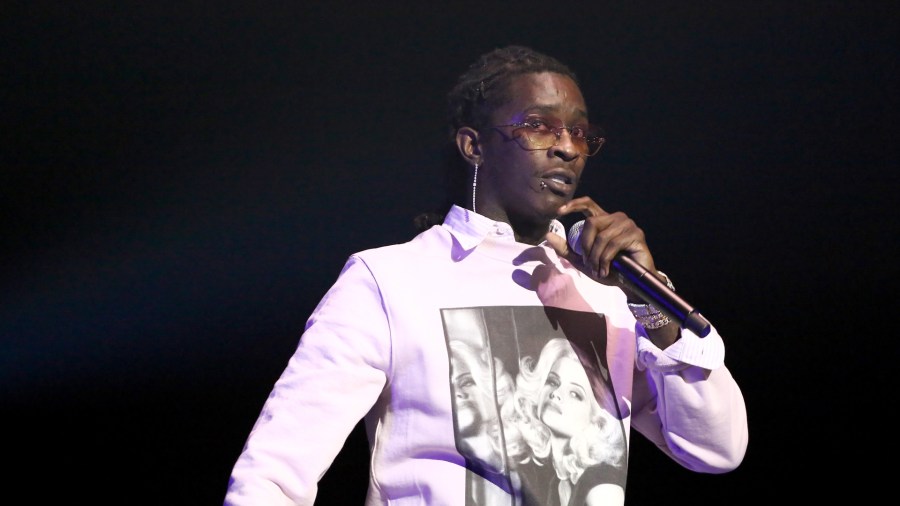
[567,220,585,256]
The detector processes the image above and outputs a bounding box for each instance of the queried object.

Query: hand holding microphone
[567,219,711,337]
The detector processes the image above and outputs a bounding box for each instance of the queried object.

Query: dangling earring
[472,163,479,213]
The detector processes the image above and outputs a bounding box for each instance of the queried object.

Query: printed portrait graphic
[443,306,628,506]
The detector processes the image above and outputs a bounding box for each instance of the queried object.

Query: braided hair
[414,46,580,232]
[447,45,580,139]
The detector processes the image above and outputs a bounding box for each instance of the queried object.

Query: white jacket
[224,205,748,506]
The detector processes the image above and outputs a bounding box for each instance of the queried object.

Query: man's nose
[551,128,580,158]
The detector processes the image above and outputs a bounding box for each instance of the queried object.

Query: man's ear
[455,126,482,166]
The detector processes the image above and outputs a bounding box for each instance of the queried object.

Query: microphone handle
[613,254,711,337]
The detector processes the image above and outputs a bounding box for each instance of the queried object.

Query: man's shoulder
[353,225,450,263]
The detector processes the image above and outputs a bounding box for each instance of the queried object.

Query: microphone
[567,220,711,337]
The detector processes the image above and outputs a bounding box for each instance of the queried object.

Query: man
[224,45,747,506]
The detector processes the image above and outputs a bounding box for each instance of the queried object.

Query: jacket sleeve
[628,324,749,473]
[224,255,390,506]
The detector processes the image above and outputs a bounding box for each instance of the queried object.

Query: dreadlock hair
[413,46,581,232]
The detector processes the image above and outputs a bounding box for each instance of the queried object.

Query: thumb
[544,230,572,259]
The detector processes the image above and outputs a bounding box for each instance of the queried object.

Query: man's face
[476,72,590,227]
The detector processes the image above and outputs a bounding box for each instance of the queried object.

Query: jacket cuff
[635,324,725,371]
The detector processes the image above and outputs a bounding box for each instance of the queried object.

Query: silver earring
[472,163,478,213]
[540,181,547,189]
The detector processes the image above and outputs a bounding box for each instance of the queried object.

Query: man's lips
[540,171,576,194]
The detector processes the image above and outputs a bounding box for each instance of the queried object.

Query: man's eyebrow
[520,105,589,120]
[522,105,558,115]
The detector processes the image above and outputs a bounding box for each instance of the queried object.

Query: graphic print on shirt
[442,306,628,506]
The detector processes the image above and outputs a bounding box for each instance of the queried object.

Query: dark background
[3,2,897,504]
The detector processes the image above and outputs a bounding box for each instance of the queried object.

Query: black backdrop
[3,2,897,504]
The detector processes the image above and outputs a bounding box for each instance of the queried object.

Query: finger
[596,232,633,278]
[558,196,606,219]
[585,214,632,277]
[569,214,609,276]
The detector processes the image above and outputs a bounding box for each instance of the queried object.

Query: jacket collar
[441,205,565,252]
